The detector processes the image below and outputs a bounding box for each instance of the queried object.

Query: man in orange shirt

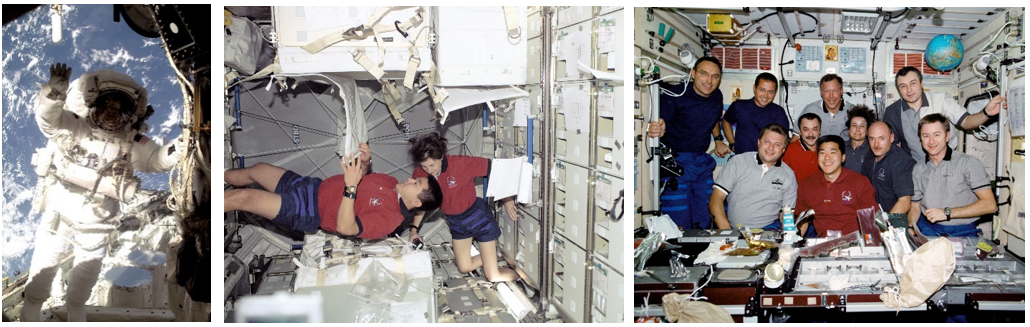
[782,113,821,183]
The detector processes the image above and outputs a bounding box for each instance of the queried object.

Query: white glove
[45,63,72,101]
[171,133,188,162]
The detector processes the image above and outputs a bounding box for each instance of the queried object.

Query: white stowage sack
[880,237,956,309]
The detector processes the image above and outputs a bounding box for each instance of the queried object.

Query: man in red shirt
[795,135,878,237]
[224,144,444,239]
[783,113,822,183]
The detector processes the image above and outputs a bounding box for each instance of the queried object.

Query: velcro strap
[382,81,406,125]
[229,58,281,89]
[352,50,386,80]
[502,7,521,39]
[371,27,387,66]
[403,48,420,91]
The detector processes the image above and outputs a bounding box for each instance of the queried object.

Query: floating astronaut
[21,63,182,322]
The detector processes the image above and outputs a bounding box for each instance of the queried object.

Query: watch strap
[343,185,358,199]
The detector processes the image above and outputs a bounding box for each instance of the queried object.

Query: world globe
[925,34,964,71]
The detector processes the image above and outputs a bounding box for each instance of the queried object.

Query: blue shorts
[447,198,501,243]
[916,215,981,237]
[272,170,323,233]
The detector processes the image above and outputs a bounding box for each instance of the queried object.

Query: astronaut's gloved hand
[46,63,72,101]
[171,133,189,161]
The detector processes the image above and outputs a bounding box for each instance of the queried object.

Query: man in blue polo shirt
[647,57,726,229]
[861,121,915,214]
[722,72,790,154]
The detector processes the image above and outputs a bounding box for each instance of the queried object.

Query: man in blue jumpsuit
[648,57,727,229]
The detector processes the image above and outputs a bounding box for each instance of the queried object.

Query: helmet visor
[92,92,134,132]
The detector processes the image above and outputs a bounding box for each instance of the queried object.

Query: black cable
[889,8,910,20]
[744,9,818,28]
[741,12,778,27]
[780,38,792,132]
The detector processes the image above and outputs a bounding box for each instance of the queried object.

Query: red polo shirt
[319,173,402,239]
[795,168,878,237]
[782,139,819,183]
[413,155,489,215]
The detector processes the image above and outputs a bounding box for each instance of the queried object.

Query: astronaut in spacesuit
[20,63,182,322]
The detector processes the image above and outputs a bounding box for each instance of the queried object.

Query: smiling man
[223,143,443,239]
[799,74,855,139]
[710,124,797,230]
[722,72,791,154]
[861,121,915,214]
[909,114,997,237]
[884,66,1007,162]
[646,57,726,229]
[782,113,822,183]
[794,135,877,237]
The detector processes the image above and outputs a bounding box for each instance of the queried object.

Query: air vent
[711,46,774,72]
[892,51,951,78]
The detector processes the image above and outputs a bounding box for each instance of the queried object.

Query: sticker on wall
[825,45,838,62]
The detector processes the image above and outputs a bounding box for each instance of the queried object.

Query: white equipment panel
[434,7,528,86]
[589,260,625,323]
[592,174,624,274]
[552,234,588,323]
[555,82,593,167]
[273,6,431,75]
[555,161,591,248]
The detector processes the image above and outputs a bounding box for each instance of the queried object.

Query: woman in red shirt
[408,132,519,282]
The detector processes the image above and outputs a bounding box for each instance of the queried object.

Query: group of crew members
[648,57,1006,237]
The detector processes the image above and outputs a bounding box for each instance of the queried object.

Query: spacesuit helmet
[71,70,149,133]
[90,90,135,132]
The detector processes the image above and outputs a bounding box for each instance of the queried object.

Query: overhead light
[841,11,880,34]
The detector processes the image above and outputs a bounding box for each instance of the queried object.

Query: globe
[925,34,964,71]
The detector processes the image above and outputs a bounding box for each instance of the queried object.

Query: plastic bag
[354,301,391,323]
[350,259,410,303]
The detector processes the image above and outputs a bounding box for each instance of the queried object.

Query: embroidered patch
[877,168,886,181]
[447,176,457,188]
[370,197,383,207]
[841,191,853,204]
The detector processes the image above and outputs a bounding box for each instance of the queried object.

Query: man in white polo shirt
[710,124,797,230]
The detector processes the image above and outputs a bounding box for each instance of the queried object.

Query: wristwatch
[982,107,997,118]
[944,207,952,220]
[343,185,358,199]
[714,134,724,141]
[728,142,735,149]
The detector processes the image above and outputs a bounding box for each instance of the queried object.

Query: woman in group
[408,132,519,282]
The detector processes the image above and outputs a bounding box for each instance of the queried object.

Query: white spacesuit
[21,63,181,322]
